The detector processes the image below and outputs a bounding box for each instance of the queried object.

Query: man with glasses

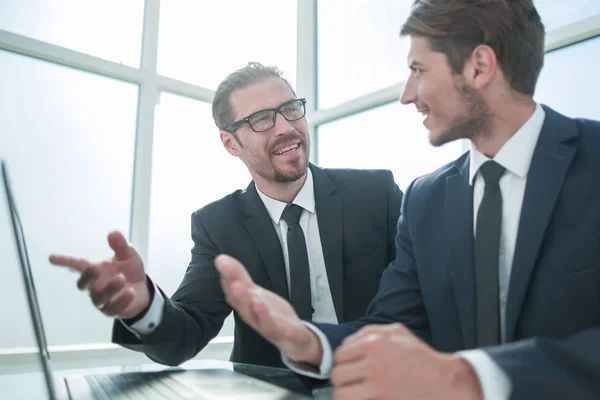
[49,62,403,368]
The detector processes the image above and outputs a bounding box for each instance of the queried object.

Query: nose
[400,74,417,105]
[273,112,294,134]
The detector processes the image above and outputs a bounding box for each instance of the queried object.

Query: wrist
[289,325,324,366]
[122,276,153,322]
[305,328,324,365]
[447,355,483,400]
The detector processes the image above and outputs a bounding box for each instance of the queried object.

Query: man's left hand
[330,323,483,400]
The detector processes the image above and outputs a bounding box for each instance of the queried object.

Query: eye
[251,112,271,123]
[410,67,422,76]
[282,104,298,114]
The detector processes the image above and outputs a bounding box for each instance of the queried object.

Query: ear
[220,131,241,157]
[463,44,497,89]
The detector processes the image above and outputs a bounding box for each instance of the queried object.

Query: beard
[272,159,307,182]
[238,132,309,183]
[429,77,492,147]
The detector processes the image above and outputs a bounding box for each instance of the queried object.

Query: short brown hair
[211,62,296,130]
[401,0,545,96]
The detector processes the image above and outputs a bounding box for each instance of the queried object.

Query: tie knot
[281,204,303,225]
[479,161,505,184]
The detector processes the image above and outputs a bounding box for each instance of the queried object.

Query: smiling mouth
[273,143,300,155]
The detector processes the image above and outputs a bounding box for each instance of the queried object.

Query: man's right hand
[49,231,150,319]
[215,254,324,367]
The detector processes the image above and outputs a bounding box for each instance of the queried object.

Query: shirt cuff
[118,283,165,338]
[280,322,333,379]
[457,349,512,400]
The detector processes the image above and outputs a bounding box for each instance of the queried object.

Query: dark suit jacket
[318,106,600,399]
[113,164,403,368]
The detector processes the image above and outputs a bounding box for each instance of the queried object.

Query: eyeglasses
[225,98,307,133]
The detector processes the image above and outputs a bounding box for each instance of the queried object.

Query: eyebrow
[238,98,298,121]
[408,60,425,68]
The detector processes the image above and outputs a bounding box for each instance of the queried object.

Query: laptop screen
[1,160,59,400]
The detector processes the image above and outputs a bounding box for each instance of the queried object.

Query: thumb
[107,231,136,260]
[214,254,254,285]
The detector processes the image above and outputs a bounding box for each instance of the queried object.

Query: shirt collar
[256,168,315,224]
[469,103,545,185]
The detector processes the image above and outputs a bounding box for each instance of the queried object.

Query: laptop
[2,159,312,400]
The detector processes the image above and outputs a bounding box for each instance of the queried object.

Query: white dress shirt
[255,168,338,324]
[119,168,338,338]
[285,103,546,400]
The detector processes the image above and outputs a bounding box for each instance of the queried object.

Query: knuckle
[87,265,102,278]
[102,304,117,316]
[103,299,122,316]
[89,291,100,305]
[89,286,103,301]
[108,276,124,292]
[357,325,374,335]
[365,337,383,352]
[391,322,407,334]
[89,279,103,295]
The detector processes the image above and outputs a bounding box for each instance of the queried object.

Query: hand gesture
[49,231,150,319]
[215,254,323,365]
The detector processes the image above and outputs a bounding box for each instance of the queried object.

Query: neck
[472,96,536,158]
[254,172,307,203]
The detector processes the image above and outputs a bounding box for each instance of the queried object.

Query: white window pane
[535,36,600,120]
[0,0,144,66]
[0,50,138,348]
[148,93,252,337]
[317,0,412,109]
[318,103,465,191]
[534,0,600,31]
[158,0,297,89]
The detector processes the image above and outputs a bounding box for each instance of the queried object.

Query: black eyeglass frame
[224,98,307,133]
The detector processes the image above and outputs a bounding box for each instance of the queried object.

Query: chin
[430,130,464,147]
[273,164,307,183]
[428,131,444,147]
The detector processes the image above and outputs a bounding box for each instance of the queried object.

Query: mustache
[271,133,305,149]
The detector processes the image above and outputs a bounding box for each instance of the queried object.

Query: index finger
[48,254,93,273]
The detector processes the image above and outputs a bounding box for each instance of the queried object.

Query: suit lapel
[446,153,477,348]
[242,183,290,301]
[311,165,345,322]
[505,106,578,341]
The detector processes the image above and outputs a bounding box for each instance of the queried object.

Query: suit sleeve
[316,178,431,350]
[112,212,231,366]
[485,328,600,399]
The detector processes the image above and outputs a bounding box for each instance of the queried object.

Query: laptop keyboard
[85,371,203,400]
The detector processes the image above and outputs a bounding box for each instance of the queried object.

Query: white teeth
[274,144,299,155]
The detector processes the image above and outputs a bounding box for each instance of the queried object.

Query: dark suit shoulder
[191,187,247,224]
[575,116,600,142]
[409,151,469,195]
[320,167,394,190]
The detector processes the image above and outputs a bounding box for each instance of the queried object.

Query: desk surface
[0,359,333,399]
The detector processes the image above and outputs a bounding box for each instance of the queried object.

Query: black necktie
[475,160,505,347]
[281,204,313,321]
